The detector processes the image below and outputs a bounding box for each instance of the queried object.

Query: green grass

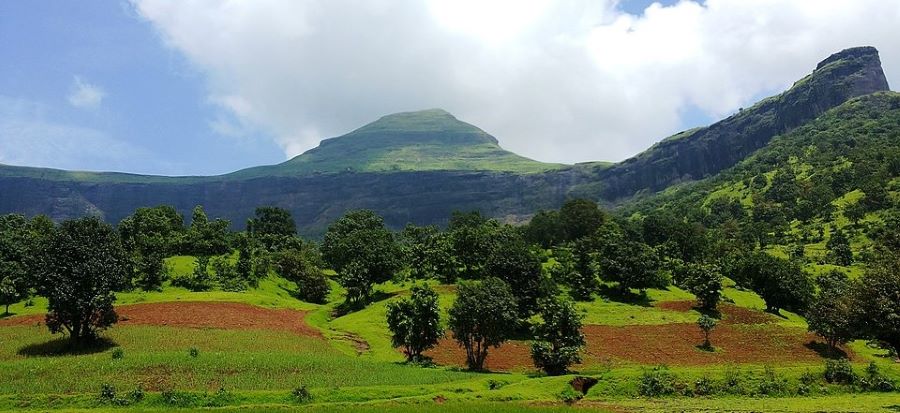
[577,287,698,326]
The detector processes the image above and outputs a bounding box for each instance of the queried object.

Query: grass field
[1,254,897,412]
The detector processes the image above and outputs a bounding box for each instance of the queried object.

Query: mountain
[231,109,564,178]
[0,47,892,236]
[593,46,890,201]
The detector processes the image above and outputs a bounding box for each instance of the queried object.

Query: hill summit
[231,109,562,177]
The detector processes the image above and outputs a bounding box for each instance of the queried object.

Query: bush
[129,386,145,402]
[99,384,116,403]
[824,359,857,385]
[755,366,789,396]
[189,347,200,358]
[860,362,895,392]
[111,348,124,360]
[558,386,582,404]
[291,385,312,403]
[692,376,715,396]
[639,366,677,397]
[721,366,745,395]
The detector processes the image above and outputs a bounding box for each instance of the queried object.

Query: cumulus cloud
[67,76,106,109]
[133,0,900,164]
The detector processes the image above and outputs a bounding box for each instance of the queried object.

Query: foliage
[322,210,400,304]
[852,250,900,357]
[524,210,564,248]
[530,297,585,375]
[484,225,546,317]
[447,211,496,278]
[697,314,718,349]
[826,228,853,266]
[277,247,330,304]
[730,252,813,314]
[807,271,855,354]
[247,206,297,238]
[680,263,723,312]
[211,256,246,292]
[34,217,131,343]
[639,366,678,397]
[448,277,519,370]
[186,206,230,256]
[559,199,606,241]
[824,359,857,385]
[385,284,443,362]
[399,224,457,282]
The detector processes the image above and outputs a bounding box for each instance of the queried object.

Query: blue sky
[1,1,897,175]
[0,1,281,175]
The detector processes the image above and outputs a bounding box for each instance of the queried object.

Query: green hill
[229,109,565,177]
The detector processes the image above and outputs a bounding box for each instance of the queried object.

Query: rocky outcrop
[594,46,890,201]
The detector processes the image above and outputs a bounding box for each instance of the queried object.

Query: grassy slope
[1,253,898,412]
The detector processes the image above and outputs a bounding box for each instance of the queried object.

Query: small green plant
[756,366,789,396]
[487,379,506,390]
[692,376,715,396]
[129,386,145,403]
[99,384,116,403]
[111,348,124,360]
[824,359,857,384]
[860,362,895,392]
[291,385,312,403]
[639,366,677,397]
[696,314,717,350]
[558,386,582,404]
[721,366,744,394]
[189,347,200,358]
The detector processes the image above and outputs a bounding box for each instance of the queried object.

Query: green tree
[0,269,26,315]
[322,210,400,304]
[599,239,665,294]
[118,205,184,290]
[524,210,564,248]
[247,206,296,238]
[530,297,585,375]
[484,226,545,317]
[187,206,231,256]
[568,237,600,300]
[35,217,131,344]
[697,314,718,349]
[826,228,853,266]
[448,278,518,371]
[853,250,900,359]
[559,199,605,241]
[680,263,723,312]
[844,202,866,226]
[807,271,855,356]
[732,252,813,314]
[385,284,443,362]
[276,247,330,304]
[448,211,496,278]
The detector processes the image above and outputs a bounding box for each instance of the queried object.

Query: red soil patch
[425,336,532,371]
[656,300,777,325]
[0,301,321,338]
[582,323,841,366]
[426,302,846,371]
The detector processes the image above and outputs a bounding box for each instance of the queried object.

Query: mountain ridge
[0,46,892,235]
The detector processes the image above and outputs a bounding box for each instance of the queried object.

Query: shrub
[99,384,116,403]
[692,376,715,396]
[558,386,582,404]
[531,297,585,376]
[639,366,677,397]
[823,359,857,385]
[189,347,200,358]
[755,366,789,396]
[697,314,718,349]
[860,362,895,392]
[111,348,124,360]
[721,366,744,394]
[129,386,145,402]
[291,385,312,403]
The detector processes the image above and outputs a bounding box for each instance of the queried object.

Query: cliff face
[0,47,891,234]
[594,46,890,200]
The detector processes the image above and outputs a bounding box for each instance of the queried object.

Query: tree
[0,268,26,315]
[34,217,131,344]
[187,206,230,256]
[211,256,246,292]
[276,247,330,304]
[448,278,518,371]
[560,237,599,300]
[559,199,605,241]
[484,226,546,317]
[448,211,496,278]
[807,271,855,356]
[531,297,585,375]
[399,225,457,282]
[247,206,296,238]
[826,228,853,266]
[731,252,813,314]
[697,314,718,349]
[680,263,723,312]
[844,202,866,227]
[524,210,564,248]
[853,250,900,359]
[599,239,665,294]
[322,210,400,304]
[118,205,184,290]
[385,284,443,362]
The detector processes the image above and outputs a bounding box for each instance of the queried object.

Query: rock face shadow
[17,337,116,357]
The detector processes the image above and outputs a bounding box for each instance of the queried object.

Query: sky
[1,0,899,176]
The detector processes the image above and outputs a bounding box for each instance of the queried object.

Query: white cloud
[133,0,900,164]
[67,76,105,109]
